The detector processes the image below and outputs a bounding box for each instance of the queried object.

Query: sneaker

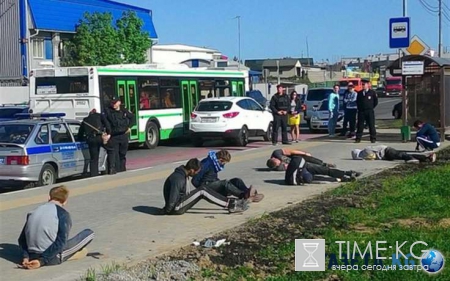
[355,139,361,143]
[228,199,249,213]
[406,159,420,164]
[282,142,292,145]
[272,143,278,146]
[328,135,336,138]
[428,153,437,163]
[295,140,299,143]
[371,140,376,144]
[348,171,362,180]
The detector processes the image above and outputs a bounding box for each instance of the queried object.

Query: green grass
[376,119,403,129]
[219,163,450,281]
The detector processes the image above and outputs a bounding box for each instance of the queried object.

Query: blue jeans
[328,111,339,136]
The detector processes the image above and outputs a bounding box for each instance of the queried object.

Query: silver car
[308,99,344,133]
[0,114,107,186]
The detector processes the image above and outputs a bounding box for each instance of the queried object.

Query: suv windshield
[307,89,333,101]
[196,101,233,111]
[386,79,401,85]
[0,108,26,118]
[0,124,34,144]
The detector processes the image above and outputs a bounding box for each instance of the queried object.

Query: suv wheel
[235,126,249,147]
[263,122,273,141]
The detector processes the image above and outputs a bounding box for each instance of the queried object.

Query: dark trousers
[205,178,248,199]
[30,229,95,265]
[305,163,347,179]
[272,114,288,144]
[342,109,357,135]
[356,110,376,141]
[383,147,429,162]
[86,136,102,177]
[107,134,129,173]
[169,186,230,215]
[416,137,439,151]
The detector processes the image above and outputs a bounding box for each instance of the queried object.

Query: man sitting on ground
[285,156,362,185]
[192,150,264,202]
[163,158,249,215]
[413,120,440,151]
[266,148,336,171]
[351,145,436,163]
[18,185,94,269]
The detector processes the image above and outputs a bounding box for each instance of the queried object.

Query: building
[151,44,224,67]
[0,0,158,85]
[245,58,315,79]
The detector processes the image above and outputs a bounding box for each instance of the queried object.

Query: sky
[120,0,450,62]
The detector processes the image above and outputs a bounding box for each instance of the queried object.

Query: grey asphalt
[1,132,444,281]
[375,97,401,119]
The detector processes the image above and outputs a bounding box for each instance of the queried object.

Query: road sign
[389,17,410,48]
[402,61,424,75]
[402,35,430,55]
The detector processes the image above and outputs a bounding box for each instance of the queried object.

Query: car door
[66,122,88,174]
[247,98,268,131]
[236,99,256,131]
[49,123,79,178]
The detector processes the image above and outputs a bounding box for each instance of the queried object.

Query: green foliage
[61,11,151,66]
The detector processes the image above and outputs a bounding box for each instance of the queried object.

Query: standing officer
[78,109,111,177]
[105,97,135,174]
[270,85,291,145]
[355,81,378,143]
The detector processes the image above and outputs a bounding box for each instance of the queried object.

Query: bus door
[231,80,245,97]
[117,80,139,140]
[238,81,245,96]
[181,80,199,132]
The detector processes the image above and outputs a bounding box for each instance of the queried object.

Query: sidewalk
[0,138,446,281]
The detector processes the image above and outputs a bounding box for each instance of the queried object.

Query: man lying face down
[351,145,436,163]
[284,155,362,185]
[266,148,336,171]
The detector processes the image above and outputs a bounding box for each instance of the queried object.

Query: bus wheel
[38,163,57,186]
[145,122,160,149]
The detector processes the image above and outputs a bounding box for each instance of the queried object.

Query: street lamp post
[233,16,241,70]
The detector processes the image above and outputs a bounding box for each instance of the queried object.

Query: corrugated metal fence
[0,0,22,78]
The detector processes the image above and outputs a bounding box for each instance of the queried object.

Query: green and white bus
[29,64,249,148]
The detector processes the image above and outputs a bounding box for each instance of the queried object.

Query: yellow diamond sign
[402,35,430,55]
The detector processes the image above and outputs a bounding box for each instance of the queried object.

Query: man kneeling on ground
[285,156,362,185]
[192,150,264,202]
[266,148,336,171]
[163,158,249,215]
[18,185,95,269]
[351,145,436,163]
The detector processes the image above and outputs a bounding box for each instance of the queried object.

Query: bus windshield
[386,79,401,85]
[35,76,89,94]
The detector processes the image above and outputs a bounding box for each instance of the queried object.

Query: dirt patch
[350,224,378,234]
[438,218,450,228]
[395,218,431,228]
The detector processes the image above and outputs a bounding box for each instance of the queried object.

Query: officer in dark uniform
[105,97,135,174]
[355,81,378,143]
[78,109,111,177]
[269,84,291,145]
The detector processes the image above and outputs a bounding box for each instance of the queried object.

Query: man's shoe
[428,153,437,163]
[355,139,361,143]
[406,159,420,164]
[228,199,249,213]
[371,139,376,144]
[282,142,292,145]
[272,142,278,146]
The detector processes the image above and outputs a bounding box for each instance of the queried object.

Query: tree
[116,11,152,64]
[61,11,151,66]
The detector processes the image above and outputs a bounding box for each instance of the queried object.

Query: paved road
[1,135,443,281]
[375,97,401,120]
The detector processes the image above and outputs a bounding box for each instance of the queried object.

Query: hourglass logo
[295,239,326,271]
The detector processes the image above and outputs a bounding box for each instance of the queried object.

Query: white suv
[190,97,273,147]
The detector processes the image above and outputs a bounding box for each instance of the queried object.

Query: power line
[418,0,439,12]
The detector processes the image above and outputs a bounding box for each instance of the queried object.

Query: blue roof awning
[249,70,262,76]
[28,0,158,39]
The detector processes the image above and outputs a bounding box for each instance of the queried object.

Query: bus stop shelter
[388,55,450,142]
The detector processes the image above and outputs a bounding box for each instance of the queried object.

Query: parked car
[189,97,273,147]
[392,101,402,119]
[309,99,344,133]
[376,87,386,97]
[303,88,334,122]
[0,105,30,121]
[246,90,268,108]
[0,113,107,187]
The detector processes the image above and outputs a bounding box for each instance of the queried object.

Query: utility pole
[276,60,280,85]
[438,0,443,57]
[234,16,241,69]
[306,36,310,65]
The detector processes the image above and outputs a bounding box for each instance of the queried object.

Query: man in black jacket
[78,109,111,177]
[163,158,249,215]
[105,97,135,174]
[270,85,291,145]
[355,81,378,143]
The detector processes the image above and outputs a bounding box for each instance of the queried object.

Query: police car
[0,113,107,187]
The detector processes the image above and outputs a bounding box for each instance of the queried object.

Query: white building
[150,44,224,67]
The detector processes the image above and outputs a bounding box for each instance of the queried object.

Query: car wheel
[263,122,273,141]
[38,163,56,186]
[235,126,249,147]
[192,137,203,147]
[144,121,160,149]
